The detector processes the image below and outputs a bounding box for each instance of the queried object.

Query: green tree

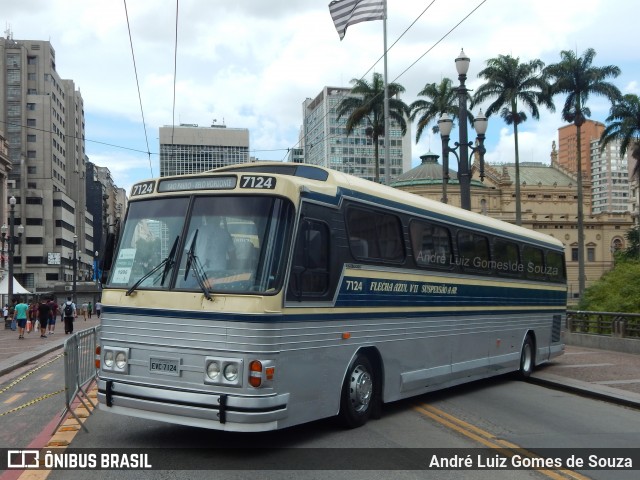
[600,93,640,212]
[409,78,458,142]
[336,72,410,183]
[545,48,621,298]
[578,259,640,312]
[472,55,554,225]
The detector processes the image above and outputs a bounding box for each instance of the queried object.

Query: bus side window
[288,219,330,299]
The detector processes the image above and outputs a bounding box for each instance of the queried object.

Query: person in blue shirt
[13,298,29,339]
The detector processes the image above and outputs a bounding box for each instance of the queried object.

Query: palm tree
[601,93,640,236]
[600,93,640,180]
[471,54,554,225]
[409,78,458,142]
[336,72,410,183]
[545,48,622,298]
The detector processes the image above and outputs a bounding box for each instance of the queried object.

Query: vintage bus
[96,162,566,432]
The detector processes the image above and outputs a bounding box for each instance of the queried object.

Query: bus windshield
[107,195,294,295]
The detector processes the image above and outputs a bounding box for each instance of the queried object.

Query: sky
[4,0,640,193]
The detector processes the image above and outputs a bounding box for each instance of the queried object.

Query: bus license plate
[149,358,180,376]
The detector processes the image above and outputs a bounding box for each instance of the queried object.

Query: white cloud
[3,0,639,189]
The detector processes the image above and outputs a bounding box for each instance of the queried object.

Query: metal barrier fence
[567,310,640,339]
[55,325,100,433]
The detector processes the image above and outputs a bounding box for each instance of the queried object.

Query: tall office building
[159,124,250,177]
[300,87,411,183]
[557,119,604,173]
[0,35,92,294]
[590,137,631,214]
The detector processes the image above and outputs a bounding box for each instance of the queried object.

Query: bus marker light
[95,346,101,369]
[249,360,262,388]
[342,332,351,340]
[265,366,275,380]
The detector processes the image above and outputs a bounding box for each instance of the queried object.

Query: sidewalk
[0,314,101,377]
[531,344,640,409]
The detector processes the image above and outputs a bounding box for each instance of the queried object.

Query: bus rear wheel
[339,354,375,428]
[517,335,535,379]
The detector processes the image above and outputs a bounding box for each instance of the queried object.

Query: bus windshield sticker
[131,181,155,197]
[111,248,136,284]
[240,175,276,189]
[158,176,237,193]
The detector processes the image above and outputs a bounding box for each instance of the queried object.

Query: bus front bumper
[97,378,289,432]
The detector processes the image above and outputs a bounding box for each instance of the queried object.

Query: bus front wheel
[339,354,375,428]
[518,335,535,379]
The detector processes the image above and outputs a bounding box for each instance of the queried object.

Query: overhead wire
[91,1,487,164]
[123,0,154,177]
[170,0,179,159]
[285,0,487,160]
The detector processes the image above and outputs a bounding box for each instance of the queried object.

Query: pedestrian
[3,304,8,329]
[88,302,93,319]
[48,299,58,335]
[63,296,76,334]
[13,297,29,339]
[95,300,102,318]
[9,300,16,331]
[28,301,38,333]
[38,299,50,338]
[81,302,88,321]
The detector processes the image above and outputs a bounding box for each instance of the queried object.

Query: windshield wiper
[183,230,212,300]
[126,236,179,296]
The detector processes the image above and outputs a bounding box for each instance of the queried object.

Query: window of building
[587,247,595,262]
[27,134,36,142]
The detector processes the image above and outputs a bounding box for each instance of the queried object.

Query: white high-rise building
[159,124,250,177]
[300,86,411,183]
[590,138,631,214]
[0,35,91,294]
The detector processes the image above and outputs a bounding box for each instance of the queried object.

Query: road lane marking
[0,353,63,395]
[41,373,54,381]
[0,389,64,416]
[3,393,25,404]
[414,403,591,480]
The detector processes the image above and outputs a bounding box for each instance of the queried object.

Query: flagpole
[382,2,390,185]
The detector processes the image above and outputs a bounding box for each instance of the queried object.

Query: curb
[529,371,640,410]
[0,344,66,378]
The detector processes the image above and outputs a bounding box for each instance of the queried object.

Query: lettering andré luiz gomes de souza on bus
[415,251,560,277]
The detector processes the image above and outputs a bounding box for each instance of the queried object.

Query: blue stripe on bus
[334,277,565,308]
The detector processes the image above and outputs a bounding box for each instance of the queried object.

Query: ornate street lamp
[438,49,488,211]
[1,224,7,270]
[7,197,24,305]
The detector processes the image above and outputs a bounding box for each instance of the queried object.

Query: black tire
[338,353,376,428]
[517,335,535,379]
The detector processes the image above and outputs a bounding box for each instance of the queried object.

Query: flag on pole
[329,0,385,40]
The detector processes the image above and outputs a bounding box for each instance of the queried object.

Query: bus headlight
[206,361,221,380]
[204,357,243,386]
[104,350,114,368]
[224,363,239,382]
[101,346,130,374]
[115,352,127,370]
